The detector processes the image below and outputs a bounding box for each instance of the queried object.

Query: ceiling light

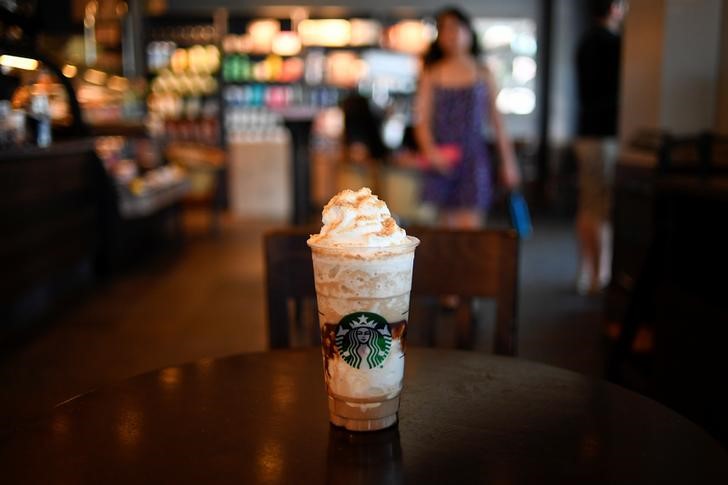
[0,55,39,71]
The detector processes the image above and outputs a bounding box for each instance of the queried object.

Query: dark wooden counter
[0,140,106,334]
[2,349,726,484]
[0,139,96,162]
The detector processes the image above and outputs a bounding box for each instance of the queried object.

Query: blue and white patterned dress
[421,81,494,210]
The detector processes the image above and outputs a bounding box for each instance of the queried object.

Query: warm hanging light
[108,75,129,91]
[326,51,364,87]
[298,19,351,47]
[62,64,78,78]
[187,45,207,73]
[222,34,237,53]
[0,55,39,71]
[170,48,188,74]
[387,20,434,55]
[350,19,382,46]
[84,0,98,66]
[237,34,254,54]
[290,7,309,32]
[205,45,220,72]
[83,68,107,85]
[271,31,302,56]
[248,19,280,54]
[281,56,305,82]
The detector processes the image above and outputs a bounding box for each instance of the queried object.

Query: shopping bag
[508,191,532,239]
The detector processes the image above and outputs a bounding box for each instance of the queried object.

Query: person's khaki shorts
[573,138,618,221]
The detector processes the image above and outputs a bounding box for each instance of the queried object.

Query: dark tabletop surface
[1,348,726,484]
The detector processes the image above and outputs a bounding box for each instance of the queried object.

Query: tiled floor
[0,213,606,437]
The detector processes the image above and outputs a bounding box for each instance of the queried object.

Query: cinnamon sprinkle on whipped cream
[308,187,408,247]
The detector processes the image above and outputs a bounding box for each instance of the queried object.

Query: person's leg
[577,138,618,293]
[574,139,601,294]
[597,139,619,288]
[591,216,604,293]
[599,221,613,288]
[576,210,600,293]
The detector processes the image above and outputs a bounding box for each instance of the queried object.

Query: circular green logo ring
[335,312,392,369]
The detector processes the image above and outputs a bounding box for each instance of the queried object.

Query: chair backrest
[264,227,317,349]
[658,132,728,175]
[709,134,728,171]
[263,226,519,356]
[408,227,520,356]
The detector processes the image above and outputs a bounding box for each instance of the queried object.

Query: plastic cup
[308,237,419,431]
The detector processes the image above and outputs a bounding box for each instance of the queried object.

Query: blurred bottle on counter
[123,79,147,120]
[224,106,288,143]
[223,54,252,83]
[0,101,11,147]
[240,55,253,82]
[1,104,27,147]
[266,55,283,82]
[30,92,52,148]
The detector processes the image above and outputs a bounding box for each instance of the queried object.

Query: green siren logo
[335,312,392,369]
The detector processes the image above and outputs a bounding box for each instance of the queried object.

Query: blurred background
[1,0,727,446]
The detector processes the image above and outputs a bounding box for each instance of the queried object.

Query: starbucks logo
[335,312,392,369]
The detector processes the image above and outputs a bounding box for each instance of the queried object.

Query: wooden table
[1,349,726,484]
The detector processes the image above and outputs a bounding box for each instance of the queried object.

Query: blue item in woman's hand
[508,191,532,238]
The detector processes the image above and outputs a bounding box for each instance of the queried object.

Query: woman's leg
[577,211,601,293]
[597,140,618,288]
[599,221,613,287]
[575,139,602,294]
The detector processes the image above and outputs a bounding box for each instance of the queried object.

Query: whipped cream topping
[308,187,408,247]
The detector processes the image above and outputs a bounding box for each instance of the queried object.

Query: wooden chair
[263,227,519,356]
[263,227,318,349]
[408,227,519,356]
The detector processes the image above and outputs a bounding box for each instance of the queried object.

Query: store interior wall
[716,0,728,135]
[659,0,722,135]
[620,0,724,148]
[618,0,666,149]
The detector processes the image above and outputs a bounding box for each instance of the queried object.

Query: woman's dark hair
[423,6,481,68]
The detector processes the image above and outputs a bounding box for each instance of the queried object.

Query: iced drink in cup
[308,188,419,431]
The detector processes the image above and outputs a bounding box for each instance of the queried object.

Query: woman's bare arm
[413,68,448,172]
[483,68,521,189]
